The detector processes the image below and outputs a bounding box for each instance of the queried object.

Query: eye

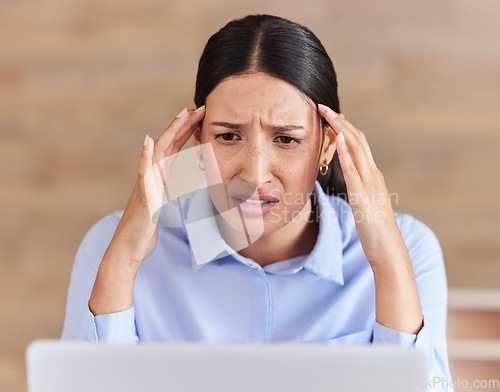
[275,135,301,144]
[214,132,240,141]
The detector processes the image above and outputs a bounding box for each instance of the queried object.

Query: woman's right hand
[89,106,206,316]
[108,106,206,266]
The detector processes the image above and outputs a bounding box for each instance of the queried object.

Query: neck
[216,195,320,267]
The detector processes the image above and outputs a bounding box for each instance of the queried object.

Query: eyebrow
[209,122,304,132]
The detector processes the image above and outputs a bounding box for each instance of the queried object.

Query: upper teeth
[238,198,270,204]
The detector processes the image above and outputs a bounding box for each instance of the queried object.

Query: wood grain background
[1,0,499,390]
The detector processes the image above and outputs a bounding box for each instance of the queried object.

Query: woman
[62,14,452,383]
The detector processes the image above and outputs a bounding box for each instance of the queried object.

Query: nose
[239,141,273,189]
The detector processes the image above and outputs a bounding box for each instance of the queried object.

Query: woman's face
[192,72,335,238]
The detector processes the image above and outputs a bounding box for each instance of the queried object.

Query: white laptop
[26,340,427,392]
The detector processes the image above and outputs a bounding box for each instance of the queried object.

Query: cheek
[203,140,320,183]
[210,145,233,180]
[279,148,319,181]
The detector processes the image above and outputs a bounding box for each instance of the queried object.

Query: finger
[318,104,375,178]
[319,105,365,145]
[153,106,205,165]
[166,105,206,156]
[335,131,361,190]
[318,104,371,176]
[138,135,154,179]
[318,104,340,135]
[151,108,190,163]
[334,114,377,165]
[138,135,164,221]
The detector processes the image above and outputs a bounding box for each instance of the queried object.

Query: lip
[231,193,280,202]
[230,193,279,217]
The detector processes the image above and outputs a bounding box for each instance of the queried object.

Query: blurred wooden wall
[1,0,499,390]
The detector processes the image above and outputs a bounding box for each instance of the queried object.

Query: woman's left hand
[318,104,423,334]
[318,104,406,270]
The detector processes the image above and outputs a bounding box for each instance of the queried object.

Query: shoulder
[80,211,123,247]
[75,211,124,266]
[78,194,193,257]
[319,188,448,304]
[394,212,443,259]
[82,210,123,240]
[320,193,443,261]
[394,212,448,304]
[77,200,192,269]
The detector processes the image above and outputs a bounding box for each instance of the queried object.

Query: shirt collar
[183,185,233,268]
[182,181,346,285]
[302,181,345,285]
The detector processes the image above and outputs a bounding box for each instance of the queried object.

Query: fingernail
[318,104,337,118]
[194,105,206,113]
[338,132,345,143]
[176,108,188,118]
[144,134,149,146]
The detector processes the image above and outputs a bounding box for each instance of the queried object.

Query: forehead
[205,72,315,123]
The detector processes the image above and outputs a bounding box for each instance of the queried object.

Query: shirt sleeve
[94,306,138,343]
[373,214,454,391]
[61,211,138,343]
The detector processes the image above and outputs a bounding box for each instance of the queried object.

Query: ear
[320,125,337,165]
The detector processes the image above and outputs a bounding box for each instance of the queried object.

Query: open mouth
[233,198,275,205]
[230,193,279,216]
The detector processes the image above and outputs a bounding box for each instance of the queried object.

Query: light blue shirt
[62,180,452,386]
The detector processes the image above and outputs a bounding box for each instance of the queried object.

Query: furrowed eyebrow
[272,125,304,132]
[209,122,304,132]
[209,122,243,130]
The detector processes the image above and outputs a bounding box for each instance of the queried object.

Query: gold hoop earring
[197,154,205,171]
[319,160,329,176]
